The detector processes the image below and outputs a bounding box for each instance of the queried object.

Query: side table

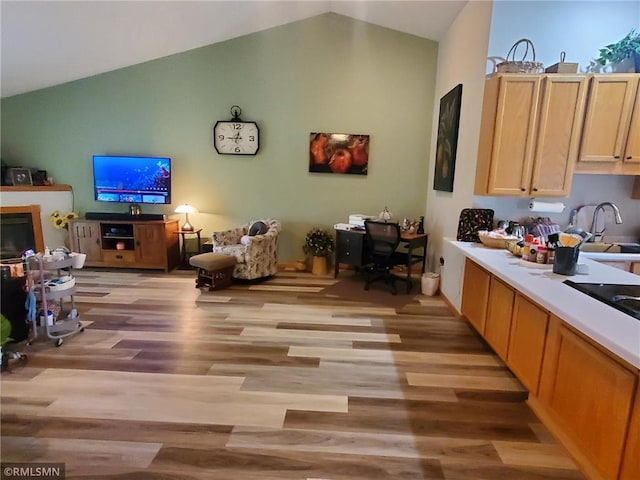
[174,229,203,269]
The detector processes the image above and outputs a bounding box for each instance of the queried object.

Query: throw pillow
[240,235,251,246]
[248,221,268,236]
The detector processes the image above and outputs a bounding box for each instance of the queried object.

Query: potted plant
[595,29,640,72]
[303,228,335,275]
[1,314,13,372]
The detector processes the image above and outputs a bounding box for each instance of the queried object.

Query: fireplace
[0,205,45,259]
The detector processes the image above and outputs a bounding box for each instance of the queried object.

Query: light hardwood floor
[0,269,585,479]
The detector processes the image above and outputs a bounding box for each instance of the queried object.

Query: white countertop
[581,251,640,262]
[450,241,640,369]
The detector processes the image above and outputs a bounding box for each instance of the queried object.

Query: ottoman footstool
[189,253,237,291]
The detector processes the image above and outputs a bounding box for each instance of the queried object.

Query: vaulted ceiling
[0,1,467,98]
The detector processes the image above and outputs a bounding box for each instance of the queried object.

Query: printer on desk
[334,214,375,231]
[349,214,375,227]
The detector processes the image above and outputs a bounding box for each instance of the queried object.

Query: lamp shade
[175,204,197,231]
[175,204,196,214]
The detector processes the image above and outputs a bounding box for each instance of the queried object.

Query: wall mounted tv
[93,155,171,205]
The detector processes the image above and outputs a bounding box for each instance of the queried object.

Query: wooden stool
[189,253,236,291]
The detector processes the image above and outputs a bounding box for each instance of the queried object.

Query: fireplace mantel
[0,184,72,193]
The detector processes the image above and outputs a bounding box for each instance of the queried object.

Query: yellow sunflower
[49,210,78,229]
[53,217,67,229]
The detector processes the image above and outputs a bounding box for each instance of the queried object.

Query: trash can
[421,272,440,296]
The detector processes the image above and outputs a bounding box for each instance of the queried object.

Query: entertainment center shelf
[69,218,180,272]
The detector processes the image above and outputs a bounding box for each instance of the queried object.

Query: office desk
[334,228,428,292]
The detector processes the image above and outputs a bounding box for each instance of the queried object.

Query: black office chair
[363,220,408,295]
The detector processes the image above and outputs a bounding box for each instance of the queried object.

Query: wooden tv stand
[68,218,180,272]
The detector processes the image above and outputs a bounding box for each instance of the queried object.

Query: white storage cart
[25,254,84,347]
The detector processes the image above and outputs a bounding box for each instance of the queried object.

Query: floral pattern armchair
[211,219,281,280]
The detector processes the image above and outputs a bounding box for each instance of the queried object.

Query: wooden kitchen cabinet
[619,380,640,480]
[576,74,640,175]
[69,220,102,262]
[475,74,587,196]
[506,294,549,394]
[538,317,637,480]
[461,258,490,334]
[483,276,515,360]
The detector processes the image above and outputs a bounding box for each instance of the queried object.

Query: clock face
[213,121,260,155]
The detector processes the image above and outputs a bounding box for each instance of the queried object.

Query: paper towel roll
[528,200,566,213]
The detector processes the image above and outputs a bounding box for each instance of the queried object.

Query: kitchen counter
[450,240,640,369]
[581,251,640,262]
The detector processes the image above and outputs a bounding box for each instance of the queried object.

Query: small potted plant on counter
[303,227,335,275]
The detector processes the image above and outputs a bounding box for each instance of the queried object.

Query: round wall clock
[213,105,260,155]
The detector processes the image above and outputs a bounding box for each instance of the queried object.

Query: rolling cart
[25,253,84,347]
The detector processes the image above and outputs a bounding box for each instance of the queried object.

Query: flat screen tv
[93,155,171,205]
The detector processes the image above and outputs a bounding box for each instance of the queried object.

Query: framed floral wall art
[433,84,462,192]
[309,132,369,175]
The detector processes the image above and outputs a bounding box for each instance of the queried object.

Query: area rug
[321,270,420,310]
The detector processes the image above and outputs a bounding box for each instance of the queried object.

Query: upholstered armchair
[210,219,281,280]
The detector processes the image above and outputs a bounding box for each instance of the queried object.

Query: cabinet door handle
[614,155,620,159]
[532,187,538,192]
[96,239,100,245]
[521,188,526,192]
[626,156,632,160]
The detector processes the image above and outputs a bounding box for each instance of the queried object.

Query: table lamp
[175,204,196,231]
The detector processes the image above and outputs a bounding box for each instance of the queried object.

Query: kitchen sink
[580,242,640,254]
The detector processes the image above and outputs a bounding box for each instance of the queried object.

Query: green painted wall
[1,13,437,262]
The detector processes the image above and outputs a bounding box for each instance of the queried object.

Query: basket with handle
[496,38,544,74]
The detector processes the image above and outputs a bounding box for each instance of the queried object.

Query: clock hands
[227,132,243,143]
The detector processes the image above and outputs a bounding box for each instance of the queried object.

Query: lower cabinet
[461,259,638,480]
[334,230,367,275]
[70,221,102,263]
[484,276,514,360]
[134,223,171,267]
[506,294,549,395]
[538,318,636,480]
[461,258,491,334]
[69,219,180,272]
[620,382,640,480]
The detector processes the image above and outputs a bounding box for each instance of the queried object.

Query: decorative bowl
[478,231,518,249]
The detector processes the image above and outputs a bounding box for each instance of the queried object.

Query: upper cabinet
[475,74,587,196]
[575,74,640,175]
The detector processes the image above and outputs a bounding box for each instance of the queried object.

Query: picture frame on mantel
[9,168,33,186]
[433,84,463,192]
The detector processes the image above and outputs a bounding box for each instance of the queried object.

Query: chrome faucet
[589,202,623,242]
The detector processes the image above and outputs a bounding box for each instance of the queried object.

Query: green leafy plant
[596,29,640,66]
[1,314,13,347]
[303,228,335,257]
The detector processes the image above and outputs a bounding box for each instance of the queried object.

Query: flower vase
[312,256,328,276]
[64,230,72,250]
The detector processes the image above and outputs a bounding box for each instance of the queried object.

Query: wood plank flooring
[0,269,585,479]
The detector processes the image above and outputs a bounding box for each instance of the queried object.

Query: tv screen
[93,155,171,205]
